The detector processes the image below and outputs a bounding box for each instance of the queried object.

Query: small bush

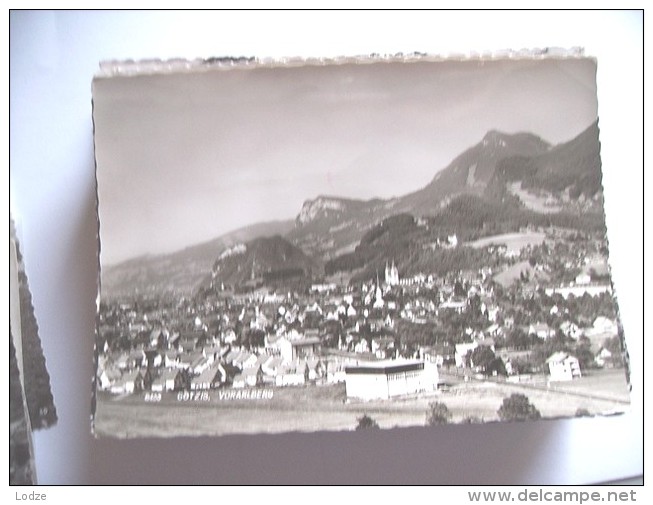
[427,401,452,426]
[356,414,380,430]
[497,393,541,422]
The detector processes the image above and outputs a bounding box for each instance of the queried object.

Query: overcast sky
[93,57,598,266]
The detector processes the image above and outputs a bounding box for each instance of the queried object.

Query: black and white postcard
[10,219,58,482]
[91,54,630,438]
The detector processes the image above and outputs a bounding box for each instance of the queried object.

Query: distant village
[97,227,625,403]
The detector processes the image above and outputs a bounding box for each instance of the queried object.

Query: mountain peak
[297,196,349,225]
[481,129,546,149]
[483,129,506,141]
[207,234,317,291]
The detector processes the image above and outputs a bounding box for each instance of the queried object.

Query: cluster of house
[443,313,621,383]
[98,327,443,401]
[98,328,334,395]
[97,261,463,400]
[97,237,623,400]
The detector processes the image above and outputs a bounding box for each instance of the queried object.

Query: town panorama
[92,58,630,438]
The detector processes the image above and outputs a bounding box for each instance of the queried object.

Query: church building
[385,260,399,286]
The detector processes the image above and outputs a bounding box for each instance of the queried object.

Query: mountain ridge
[101,121,602,298]
[204,234,319,293]
[101,219,295,298]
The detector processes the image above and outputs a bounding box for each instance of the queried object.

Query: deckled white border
[95,47,587,77]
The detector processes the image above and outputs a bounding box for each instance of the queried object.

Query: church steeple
[385,259,399,286]
[374,269,384,309]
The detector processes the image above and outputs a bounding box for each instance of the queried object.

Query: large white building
[345,359,438,400]
[546,352,582,382]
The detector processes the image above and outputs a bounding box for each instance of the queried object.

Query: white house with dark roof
[371,336,395,359]
[345,359,438,400]
[110,369,147,394]
[222,328,237,344]
[164,351,181,368]
[190,355,213,375]
[191,366,224,390]
[233,366,263,388]
[224,348,241,365]
[274,335,321,363]
[590,316,618,335]
[233,351,257,370]
[305,357,325,381]
[529,323,556,340]
[149,328,165,347]
[455,342,477,368]
[98,366,122,391]
[151,369,188,392]
[261,356,284,379]
[275,361,309,387]
[167,331,180,349]
[251,353,271,371]
[546,352,582,382]
[439,300,466,314]
[559,321,582,340]
[595,347,613,368]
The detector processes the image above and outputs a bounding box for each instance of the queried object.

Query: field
[438,368,630,422]
[508,182,563,214]
[493,260,550,287]
[93,369,630,438]
[466,231,546,254]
